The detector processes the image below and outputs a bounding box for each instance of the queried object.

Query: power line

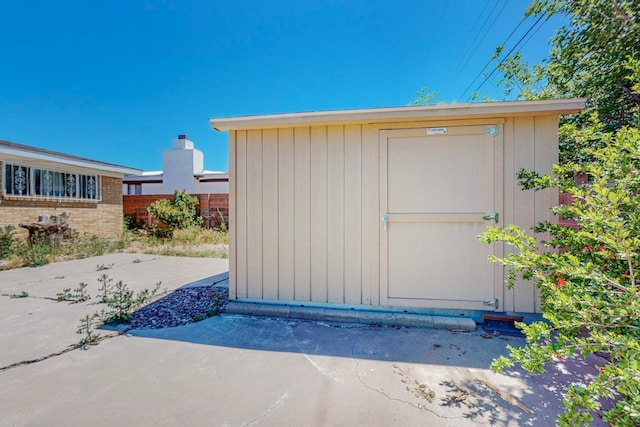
[464,13,546,102]
[457,17,528,101]
[449,0,508,92]
[441,1,493,93]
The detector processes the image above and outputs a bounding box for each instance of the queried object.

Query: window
[4,163,100,200]
[127,183,142,195]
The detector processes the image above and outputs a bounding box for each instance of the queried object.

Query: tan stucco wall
[0,176,124,239]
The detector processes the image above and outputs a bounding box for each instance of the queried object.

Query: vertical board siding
[533,115,558,312]
[235,124,369,305]
[262,129,279,299]
[362,125,379,305]
[246,130,263,299]
[502,119,516,312]
[294,127,312,301]
[278,128,295,300]
[512,117,536,313]
[310,126,328,302]
[493,124,505,311]
[327,125,346,303]
[344,125,363,304]
[235,131,248,299]
[228,131,237,300]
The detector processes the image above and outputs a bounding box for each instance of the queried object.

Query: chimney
[162,134,204,193]
[173,134,194,150]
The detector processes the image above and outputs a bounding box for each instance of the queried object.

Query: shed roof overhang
[210,98,587,131]
[0,140,142,176]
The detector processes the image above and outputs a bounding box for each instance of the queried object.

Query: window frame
[3,162,102,202]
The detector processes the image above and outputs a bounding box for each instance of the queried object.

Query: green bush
[124,215,145,231]
[0,225,15,259]
[480,125,640,426]
[13,239,56,267]
[147,190,204,238]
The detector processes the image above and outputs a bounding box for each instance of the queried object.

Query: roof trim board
[0,140,141,175]
[210,98,587,131]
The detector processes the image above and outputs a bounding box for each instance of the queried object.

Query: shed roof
[0,139,141,175]
[210,98,587,131]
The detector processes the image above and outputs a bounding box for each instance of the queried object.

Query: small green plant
[103,279,162,324]
[15,239,55,267]
[192,314,206,322]
[0,225,15,259]
[8,291,29,299]
[56,282,91,303]
[76,312,102,348]
[207,293,224,317]
[132,258,142,263]
[96,274,114,303]
[192,294,224,322]
[133,281,162,307]
[95,263,114,271]
[216,208,228,233]
[103,280,134,323]
[124,215,145,231]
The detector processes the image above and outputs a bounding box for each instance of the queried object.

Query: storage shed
[210,99,586,319]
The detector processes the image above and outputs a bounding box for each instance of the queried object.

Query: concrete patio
[0,254,607,426]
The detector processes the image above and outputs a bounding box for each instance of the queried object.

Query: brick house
[123,135,229,228]
[1,139,141,239]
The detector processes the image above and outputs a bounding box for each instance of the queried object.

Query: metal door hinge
[483,125,499,136]
[484,299,499,309]
[482,213,499,223]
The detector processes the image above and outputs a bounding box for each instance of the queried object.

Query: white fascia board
[210,98,587,131]
[0,146,141,176]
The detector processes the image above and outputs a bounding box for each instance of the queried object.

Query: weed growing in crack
[192,293,224,322]
[5,291,29,298]
[76,312,102,349]
[102,278,162,324]
[95,263,114,271]
[96,274,113,303]
[208,293,223,316]
[56,283,91,303]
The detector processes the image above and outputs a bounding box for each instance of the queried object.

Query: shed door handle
[381,214,388,232]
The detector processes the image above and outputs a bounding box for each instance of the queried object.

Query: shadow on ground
[129,313,520,368]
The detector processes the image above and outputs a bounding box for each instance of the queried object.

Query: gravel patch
[130,286,228,329]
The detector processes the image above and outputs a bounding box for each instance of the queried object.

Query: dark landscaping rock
[130,286,228,329]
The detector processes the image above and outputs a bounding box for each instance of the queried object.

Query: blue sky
[0,1,566,172]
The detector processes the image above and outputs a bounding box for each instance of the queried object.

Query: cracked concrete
[0,254,609,426]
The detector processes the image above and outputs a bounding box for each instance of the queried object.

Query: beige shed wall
[229,115,559,314]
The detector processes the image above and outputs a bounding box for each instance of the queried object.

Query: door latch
[482,213,499,224]
[381,214,388,232]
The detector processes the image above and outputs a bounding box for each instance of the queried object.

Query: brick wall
[0,176,125,239]
[198,193,229,228]
[123,193,229,228]
[558,192,579,229]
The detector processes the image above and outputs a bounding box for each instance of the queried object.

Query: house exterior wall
[229,115,560,314]
[123,180,228,195]
[0,176,125,239]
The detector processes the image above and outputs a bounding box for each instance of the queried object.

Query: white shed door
[380,125,502,310]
